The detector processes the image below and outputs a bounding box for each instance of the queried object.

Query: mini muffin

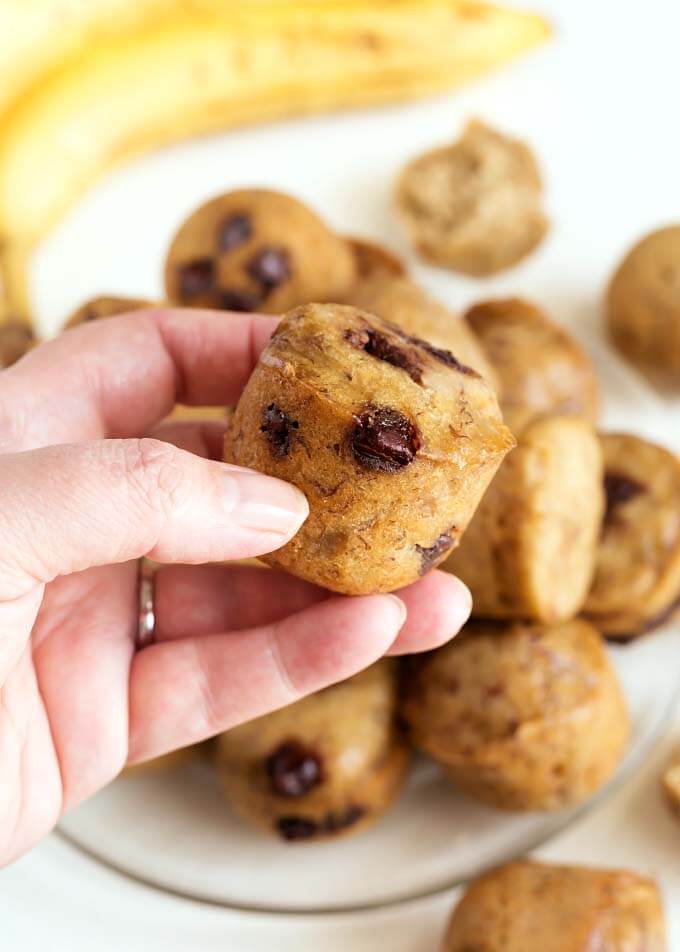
[444,861,666,951]
[345,236,407,280]
[216,663,409,842]
[444,415,603,623]
[165,189,356,313]
[401,619,629,811]
[63,294,154,329]
[0,319,35,368]
[396,119,548,276]
[607,226,680,385]
[225,302,514,594]
[345,273,499,387]
[465,297,599,434]
[584,434,680,638]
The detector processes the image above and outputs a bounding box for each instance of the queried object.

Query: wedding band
[137,560,156,650]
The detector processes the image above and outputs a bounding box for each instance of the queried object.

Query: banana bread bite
[345,273,499,387]
[345,236,407,280]
[165,189,356,313]
[465,297,599,434]
[63,294,154,329]
[396,119,548,276]
[216,663,409,842]
[444,415,603,623]
[584,433,680,638]
[225,302,514,594]
[401,619,629,811]
[0,319,35,367]
[607,226,680,386]
[443,861,666,951]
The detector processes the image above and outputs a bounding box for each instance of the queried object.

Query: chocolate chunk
[219,288,263,312]
[323,805,365,833]
[261,403,299,458]
[247,247,291,290]
[604,471,645,524]
[266,742,322,798]
[384,322,477,376]
[217,213,252,252]
[346,326,423,384]
[276,817,318,841]
[177,257,215,298]
[415,531,456,574]
[351,406,420,473]
[419,339,478,376]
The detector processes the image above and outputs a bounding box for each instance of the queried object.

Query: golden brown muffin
[345,273,499,388]
[584,434,680,639]
[444,415,603,623]
[225,302,514,595]
[63,293,154,329]
[0,319,35,368]
[216,663,409,842]
[465,297,599,434]
[401,619,629,811]
[345,236,407,280]
[443,860,666,951]
[396,119,549,276]
[607,226,680,386]
[165,189,356,313]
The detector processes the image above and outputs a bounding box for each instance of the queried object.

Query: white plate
[59,624,679,913]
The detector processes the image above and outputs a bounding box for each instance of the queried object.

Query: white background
[3,0,680,947]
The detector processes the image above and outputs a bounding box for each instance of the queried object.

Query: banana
[0,1,548,320]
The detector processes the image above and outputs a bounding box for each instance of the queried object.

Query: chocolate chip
[346,326,423,384]
[177,257,215,298]
[266,742,322,798]
[217,213,252,251]
[415,531,456,574]
[276,817,318,841]
[351,406,420,473]
[247,247,291,290]
[604,471,645,524]
[419,339,477,376]
[323,805,365,833]
[219,288,262,312]
[261,403,299,458]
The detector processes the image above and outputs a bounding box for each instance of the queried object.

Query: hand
[0,308,471,865]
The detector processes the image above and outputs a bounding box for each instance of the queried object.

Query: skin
[0,307,471,866]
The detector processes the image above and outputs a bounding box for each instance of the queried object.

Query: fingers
[148,419,228,461]
[153,564,470,651]
[128,594,406,762]
[154,564,326,638]
[0,308,278,452]
[0,439,308,600]
[386,571,472,655]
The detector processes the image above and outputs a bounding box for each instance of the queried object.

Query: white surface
[3,0,680,947]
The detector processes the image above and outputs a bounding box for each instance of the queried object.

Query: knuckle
[119,438,189,515]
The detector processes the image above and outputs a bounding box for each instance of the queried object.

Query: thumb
[0,438,308,600]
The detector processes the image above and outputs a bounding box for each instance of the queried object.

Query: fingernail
[450,577,472,630]
[386,594,408,629]
[222,466,309,534]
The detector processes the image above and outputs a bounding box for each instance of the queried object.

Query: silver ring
[137,561,156,650]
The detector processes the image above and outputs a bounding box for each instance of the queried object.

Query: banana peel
[0,0,550,322]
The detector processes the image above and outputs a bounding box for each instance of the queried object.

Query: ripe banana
[0,0,549,320]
